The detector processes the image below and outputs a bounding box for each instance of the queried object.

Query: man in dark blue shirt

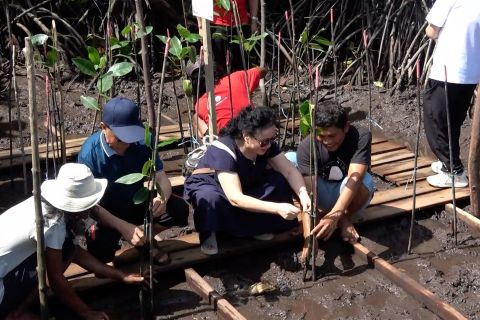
[78,97,188,263]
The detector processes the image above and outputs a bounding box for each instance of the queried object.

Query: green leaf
[188,46,197,63]
[135,25,153,40]
[212,32,227,40]
[313,36,332,47]
[373,81,384,88]
[309,43,326,52]
[98,55,107,70]
[97,74,113,93]
[177,24,191,39]
[142,159,153,176]
[87,46,100,65]
[180,47,191,59]
[80,95,99,111]
[46,49,57,66]
[300,28,309,44]
[31,34,49,46]
[156,35,167,44]
[107,62,133,77]
[183,79,192,97]
[133,187,149,205]
[217,0,231,11]
[121,25,132,38]
[144,124,151,147]
[299,100,311,117]
[169,36,183,58]
[72,57,96,76]
[158,137,177,148]
[115,173,145,184]
[185,33,201,43]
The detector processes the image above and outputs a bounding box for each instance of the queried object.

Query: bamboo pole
[135,0,156,128]
[468,85,480,217]
[25,36,49,320]
[200,18,218,141]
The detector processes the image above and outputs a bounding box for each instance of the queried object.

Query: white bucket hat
[41,163,107,212]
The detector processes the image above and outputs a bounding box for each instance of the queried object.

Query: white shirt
[0,197,66,304]
[427,0,480,84]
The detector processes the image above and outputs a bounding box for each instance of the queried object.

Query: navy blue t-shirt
[78,131,163,222]
[196,135,281,190]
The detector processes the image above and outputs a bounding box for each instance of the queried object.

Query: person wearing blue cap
[77,96,189,264]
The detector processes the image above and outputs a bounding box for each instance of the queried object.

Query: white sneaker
[431,160,443,174]
[200,232,218,255]
[253,233,274,241]
[427,171,468,188]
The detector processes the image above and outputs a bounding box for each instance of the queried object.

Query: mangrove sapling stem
[267,24,276,108]
[6,4,14,187]
[276,31,283,145]
[330,7,337,100]
[226,49,234,118]
[363,29,373,132]
[260,0,267,106]
[284,10,295,148]
[26,36,49,320]
[172,78,188,154]
[51,20,66,165]
[231,1,252,104]
[286,6,301,146]
[12,46,28,195]
[407,59,422,254]
[443,66,458,245]
[135,0,155,128]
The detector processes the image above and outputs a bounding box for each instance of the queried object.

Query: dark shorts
[0,253,37,318]
[86,194,190,263]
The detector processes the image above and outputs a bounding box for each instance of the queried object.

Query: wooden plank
[169,175,186,188]
[445,204,480,234]
[387,167,433,185]
[373,157,431,177]
[352,243,467,320]
[371,141,406,155]
[369,180,438,207]
[371,149,414,167]
[372,135,388,144]
[354,187,470,224]
[185,268,247,320]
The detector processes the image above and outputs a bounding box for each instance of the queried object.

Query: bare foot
[339,218,360,243]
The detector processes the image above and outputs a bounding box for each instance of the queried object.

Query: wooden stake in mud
[468,85,480,217]
[185,268,247,320]
[443,66,458,245]
[200,18,218,141]
[330,7,337,100]
[407,59,422,254]
[25,37,49,320]
[134,0,156,128]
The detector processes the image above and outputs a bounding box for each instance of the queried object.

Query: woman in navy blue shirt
[184,107,311,255]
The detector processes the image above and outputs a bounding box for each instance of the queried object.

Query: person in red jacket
[188,66,267,139]
[197,0,259,74]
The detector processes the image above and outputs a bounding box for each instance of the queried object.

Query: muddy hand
[311,210,344,240]
[152,196,166,218]
[276,203,301,220]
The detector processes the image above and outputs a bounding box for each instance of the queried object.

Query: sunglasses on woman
[254,134,278,147]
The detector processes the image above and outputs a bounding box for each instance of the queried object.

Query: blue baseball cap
[102,97,145,143]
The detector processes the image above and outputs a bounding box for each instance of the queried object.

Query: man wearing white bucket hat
[78,96,189,264]
[0,163,144,320]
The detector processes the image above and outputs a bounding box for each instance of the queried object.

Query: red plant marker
[363,29,368,48]
[315,65,320,89]
[284,10,289,22]
[330,7,334,24]
[416,59,421,80]
[167,28,171,39]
